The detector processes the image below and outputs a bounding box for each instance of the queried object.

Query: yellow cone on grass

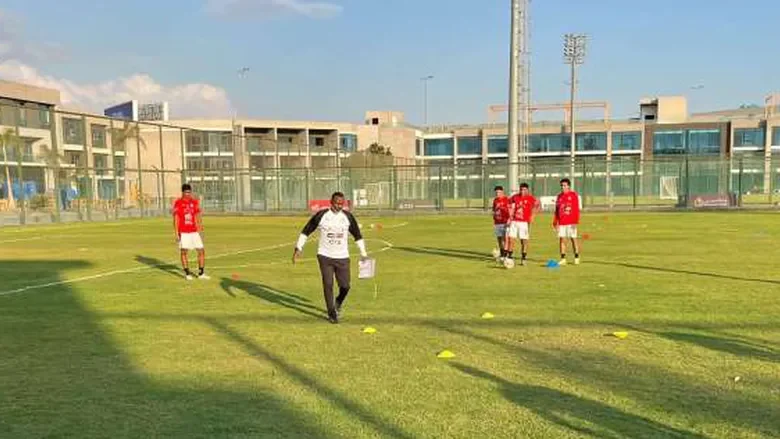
[481,312,495,320]
[612,331,629,339]
[437,350,456,359]
[362,327,377,334]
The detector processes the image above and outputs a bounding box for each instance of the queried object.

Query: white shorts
[558,225,578,239]
[179,232,204,250]
[494,224,507,238]
[508,221,530,240]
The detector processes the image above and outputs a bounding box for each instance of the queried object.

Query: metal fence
[1,155,778,226]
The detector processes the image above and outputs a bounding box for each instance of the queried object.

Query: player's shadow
[219,278,325,320]
[588,259,780,286]
[134,255,182,278]
[394,246,492,262]
[659,331,780,363]
[452,363,707,439]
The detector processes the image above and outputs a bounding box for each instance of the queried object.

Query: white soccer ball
[492,248,501,259]
[504,258,515,269]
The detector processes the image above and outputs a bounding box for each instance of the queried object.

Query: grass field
[1,212,779,438]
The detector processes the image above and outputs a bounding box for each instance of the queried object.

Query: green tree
[0,128,26,222]
[343,142,394,168]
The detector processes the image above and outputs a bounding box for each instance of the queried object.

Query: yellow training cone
[362,327,377,334]
[612,331,629,339]
[481,312,495,320]
[437,350,456,359]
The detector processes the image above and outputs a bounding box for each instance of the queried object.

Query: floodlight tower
[563,34,587,160]
[508,0,530,193]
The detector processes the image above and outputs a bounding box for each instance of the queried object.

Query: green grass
[1,213,779,438]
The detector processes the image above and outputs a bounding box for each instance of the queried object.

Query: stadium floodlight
[563,34,587,163]
[421,75,434,125]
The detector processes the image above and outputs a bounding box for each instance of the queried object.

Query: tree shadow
[659,331,780,363]
[453,363,706,439]
[205,318,416,439]
[219,277,325,320]
[394,246,492,262]
[134,255,182,279]
[588,259,780,286]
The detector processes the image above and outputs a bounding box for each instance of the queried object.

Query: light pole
[563,34,586,162]
[421,75,434,125]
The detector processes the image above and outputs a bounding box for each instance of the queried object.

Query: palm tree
[0,129,17,209]
[111,121,147,213]
[38,144,64,216]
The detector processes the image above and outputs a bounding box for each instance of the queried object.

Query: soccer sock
[184,268,191,275]
[561,253,566,259]
[507,251,514,259]
[574,253,580,259]
[198,266,204,276]
[522,252,527,260]
[500,248,506,257]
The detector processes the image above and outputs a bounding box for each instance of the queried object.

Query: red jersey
[492,196,510,225]
[509,194,538,222]
[555,191,580,226]
[173,198,201,233]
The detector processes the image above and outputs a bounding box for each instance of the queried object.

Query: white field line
[0,242,291,297]
[0,237,42,244]
[207,238,396,271]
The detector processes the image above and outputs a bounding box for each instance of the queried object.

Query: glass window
[114,156,125,177]
[529,134,571,153]
[612,131,641,151]
[687,129,720,154]
[91,125,107,148]
[62,118,85,144]
[93,154,108,176]
[186,132,204,152]
[575,132,607,151]
[653,131,685,155]
[339,134,358,152]
[772,127,780,146]
[65,151,82,167]
[424,138,454,156]
[734,128,765,147]
[487,136,508,154]
[457,136,481,155]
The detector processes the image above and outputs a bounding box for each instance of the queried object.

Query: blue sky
[0,0,778,123]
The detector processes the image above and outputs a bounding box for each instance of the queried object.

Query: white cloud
[205,0,342,20]
[0,60,232,118]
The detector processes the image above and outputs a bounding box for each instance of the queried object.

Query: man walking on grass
[173,183,209,280]
[293,192,368,324]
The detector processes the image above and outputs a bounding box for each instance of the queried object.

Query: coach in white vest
[293,192,368,324]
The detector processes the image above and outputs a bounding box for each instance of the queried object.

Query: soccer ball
[504,258,515,269]
[492,248,501,259]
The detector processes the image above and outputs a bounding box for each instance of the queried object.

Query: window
[529,134,571,153]
[772,127,780,146]
[612,131,642,151]
[310,136,325,147]
[91,125,107,148]
[734,128,765,147]
[575,132,607,151]
[653,131,685,155]
[186,132,204,152]
[62,118,85,144]
[93,154,108,176]
[457,136,481,155]
[65,151,82,167]
[488,136,508,154]
[687,129,720,154]
[424,138,454,156]
[340,134,358,152]
[114,156,125,177]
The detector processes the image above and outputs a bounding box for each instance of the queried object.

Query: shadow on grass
[394,246,492,262]
[205,318,416,439]
[435,323,780,438]
[453,363,707,439]
[0,260,343,438]
[219,277,325,320]
[659,331,780,363]
[135,255,182,279]
[588,259,780,286]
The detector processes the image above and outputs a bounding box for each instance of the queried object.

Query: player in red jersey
[553,178,581,265]
[491,186,511,261]
[506,183,540,266]
[173,183,209,280]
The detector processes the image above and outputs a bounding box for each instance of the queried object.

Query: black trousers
[317,255,351,318]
